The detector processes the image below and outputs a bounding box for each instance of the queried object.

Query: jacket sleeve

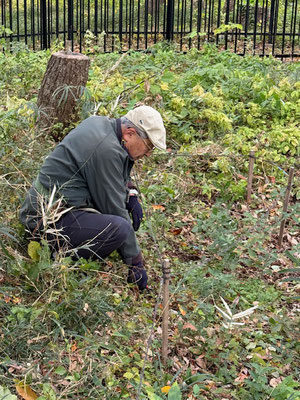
[81,145,140,263]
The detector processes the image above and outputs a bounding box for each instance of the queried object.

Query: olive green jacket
[19,116,140,263]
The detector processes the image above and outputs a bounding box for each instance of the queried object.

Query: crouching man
[20,106,166,291]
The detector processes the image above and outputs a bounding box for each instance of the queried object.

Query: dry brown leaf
[151,204,166,211]
[205,327,215,337]
[144,80,150,93]
[234,368,249,383]
[269,176,276,183]
[195,355,207,369]
[269,377,282,387]
[182,323,197,331]
[178,304,186,316]
[16,383,39,400]
[169,228,183,235]
[237,174,247,180]
[71,342,77,352]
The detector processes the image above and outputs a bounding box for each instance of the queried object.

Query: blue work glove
[126,195,143,231]
[127,252,148,291]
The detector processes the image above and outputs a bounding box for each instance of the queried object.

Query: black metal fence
[1,0,299,58]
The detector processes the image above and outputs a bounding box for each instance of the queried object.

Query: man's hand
[126,193,143,231]
[127,252,148,291]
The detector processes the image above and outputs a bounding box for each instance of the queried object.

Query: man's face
[123,128,154,160]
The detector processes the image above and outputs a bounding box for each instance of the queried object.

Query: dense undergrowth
[0,43,299,399]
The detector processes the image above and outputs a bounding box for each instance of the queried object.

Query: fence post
[162,259,170,365]
[246,150,255,204]
[119,0,123,45]
[166,0,174,41]
[67,0,74,48]
[224,0,230,50]
[268,0,276,43]
[278,167,294,248]
[40,0,47,49]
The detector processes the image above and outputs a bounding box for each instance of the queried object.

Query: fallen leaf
[71,342,77,352]
[151,204,166,211]
[144,80,150,93]
[182,323,197,331]
[205,327,215,337]
[178,304,186,316]
[12,296,21,304]
[269,377,282,387]
[161,386,171,394]
[15,384,38,400]
[195,355,207,369]
[169,228,183,235]
[234,368,249,383]
[269,176,276,183]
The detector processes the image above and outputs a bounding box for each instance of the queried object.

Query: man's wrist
[129,189,139,196]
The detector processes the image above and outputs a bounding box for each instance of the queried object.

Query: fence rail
[1,0,299,58]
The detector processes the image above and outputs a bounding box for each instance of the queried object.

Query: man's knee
[111,216,131,246]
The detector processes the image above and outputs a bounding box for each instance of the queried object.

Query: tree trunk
[37,51,90,137]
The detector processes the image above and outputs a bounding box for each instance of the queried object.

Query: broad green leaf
[148,393,163,400]
[54,366,67,375]
[161,71,175,83]
[193,384,200,394]
[168,383,182,400]
[28,241,41,262]
[0,385,17,400]
[123,372,134,379]
[150,85,161,95]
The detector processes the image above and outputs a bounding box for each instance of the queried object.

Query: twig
[247,150,255,203]
[162,259,170,365]
[278,167,295,248]
[101,52,128,83]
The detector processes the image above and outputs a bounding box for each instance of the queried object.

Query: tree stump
[37,51,90,137]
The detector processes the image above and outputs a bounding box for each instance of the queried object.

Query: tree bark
[37,51,90,137]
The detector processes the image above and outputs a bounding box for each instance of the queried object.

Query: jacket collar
[116,118,134,161]
[116,118,122,143]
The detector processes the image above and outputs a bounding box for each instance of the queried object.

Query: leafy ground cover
[0,43,299,399]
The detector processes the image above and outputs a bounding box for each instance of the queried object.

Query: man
[20,106,166,291]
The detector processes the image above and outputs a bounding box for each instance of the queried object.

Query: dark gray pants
[47,210,131,260]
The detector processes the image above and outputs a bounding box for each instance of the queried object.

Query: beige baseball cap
[124,106,166,151]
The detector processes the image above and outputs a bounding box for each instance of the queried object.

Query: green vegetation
[0,43,299,399]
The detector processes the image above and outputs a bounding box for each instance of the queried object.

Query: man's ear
[123,127,137,140]
[127,127,136,136]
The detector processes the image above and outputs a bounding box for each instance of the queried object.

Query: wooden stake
[278,167,295,248]
[246,150,255,204]
[162,259,170,365]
